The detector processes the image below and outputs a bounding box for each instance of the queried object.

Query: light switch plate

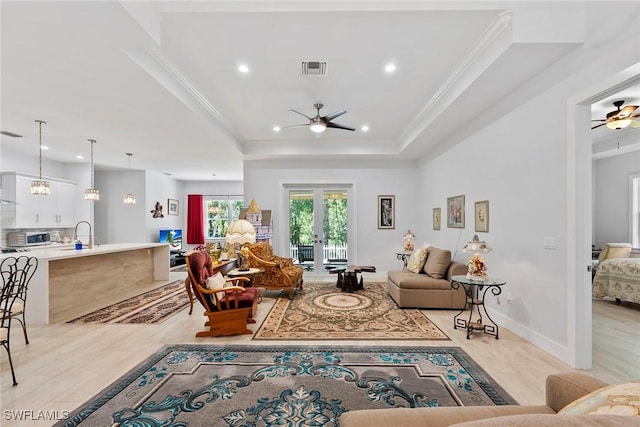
[544,237,557,250]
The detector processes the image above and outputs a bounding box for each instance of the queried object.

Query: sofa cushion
[388,270,452,290]
[452,414,637,427]
[558,380,640,417]
[423,247,451,278]
[406,247,428,273]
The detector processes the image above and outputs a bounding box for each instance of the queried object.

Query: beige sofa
[387,246,466,309]
[340,372,638,426]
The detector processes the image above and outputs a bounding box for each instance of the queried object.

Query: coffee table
[329,265,376,292]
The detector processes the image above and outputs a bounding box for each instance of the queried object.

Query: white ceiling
[1,1,638,181]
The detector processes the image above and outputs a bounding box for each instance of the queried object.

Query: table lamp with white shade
[225,219,256,270]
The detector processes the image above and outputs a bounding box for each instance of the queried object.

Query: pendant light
[123,153,136,205]
[84,139,100,200]
[31,120,50,195]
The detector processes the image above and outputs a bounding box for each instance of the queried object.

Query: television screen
[159,229,182,252]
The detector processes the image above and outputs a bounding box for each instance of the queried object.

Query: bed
[592,258,640,304]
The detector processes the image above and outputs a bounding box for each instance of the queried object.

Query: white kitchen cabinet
[1,173,78,229]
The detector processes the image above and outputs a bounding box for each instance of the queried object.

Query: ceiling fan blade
[326,122,356,131]
[289,109,313,120]
[323,109,347,121]
[617,105,639,118]
[591,119,606,122]
[280,123,309,130]
[591,122,607,130]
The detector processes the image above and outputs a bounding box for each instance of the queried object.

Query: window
[204,197,243,239]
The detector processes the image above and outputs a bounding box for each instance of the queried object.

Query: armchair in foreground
[185,251,259,337]
[245,242,304,299]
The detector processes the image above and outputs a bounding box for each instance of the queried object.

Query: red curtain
[187,194,204,245]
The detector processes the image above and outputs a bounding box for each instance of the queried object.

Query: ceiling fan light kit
[283,102,356,134]
[592,99,640,130]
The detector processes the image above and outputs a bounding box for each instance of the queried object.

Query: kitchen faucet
[73,221,93,249]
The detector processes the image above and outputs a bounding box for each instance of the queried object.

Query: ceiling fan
[591,100,640,130]
[283,103,356,133]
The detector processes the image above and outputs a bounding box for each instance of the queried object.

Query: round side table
[451,275,506,339]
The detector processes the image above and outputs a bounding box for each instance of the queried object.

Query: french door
[287,185,351,275]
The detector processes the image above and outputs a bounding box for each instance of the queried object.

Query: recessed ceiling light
[361,125,370,132]
[41,146,49,150]
[76,155,84,159]
[238,64,250,74]
[273,126,281,132]
[384,63,396,73]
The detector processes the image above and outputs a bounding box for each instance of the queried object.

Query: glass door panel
[288,187,349,275]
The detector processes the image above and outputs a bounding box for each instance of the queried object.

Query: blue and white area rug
[59,345,516,426]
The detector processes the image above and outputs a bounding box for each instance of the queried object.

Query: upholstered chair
[246,242,304,299]
[185,251,259,337]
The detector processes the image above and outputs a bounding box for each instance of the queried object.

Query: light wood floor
[1,273,637,426]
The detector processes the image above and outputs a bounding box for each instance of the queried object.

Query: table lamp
[402,229,416,251]
[461,234,493,280]
[226,219,256,270]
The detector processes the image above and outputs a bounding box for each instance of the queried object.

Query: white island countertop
[23,242,168,260]
[5,243,171,324]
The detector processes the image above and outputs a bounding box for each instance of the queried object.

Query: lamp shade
[225,219,256,245]
[461,234,492,254]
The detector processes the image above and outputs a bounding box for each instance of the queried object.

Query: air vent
[301,61,327,77]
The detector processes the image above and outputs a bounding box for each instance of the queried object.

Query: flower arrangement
[466,253,488,279]
[193,244,206,251]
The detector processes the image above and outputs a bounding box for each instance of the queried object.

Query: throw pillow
[558,380,640,417]
[406,247,428,273]
[206,272,227,300]
[423,247,451,278]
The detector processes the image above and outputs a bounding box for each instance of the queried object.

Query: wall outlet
[543,237,557,250]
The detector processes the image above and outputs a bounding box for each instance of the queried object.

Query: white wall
[244,159,419,273]
[94,169,147,244]
[144,171,185,243]
[416,1,640,364]
[594,150,640,247]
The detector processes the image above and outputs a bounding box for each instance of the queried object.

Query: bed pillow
[558,380,640,417]
[406,247,428,273]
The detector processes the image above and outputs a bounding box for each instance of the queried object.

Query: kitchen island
[12,243,170,324]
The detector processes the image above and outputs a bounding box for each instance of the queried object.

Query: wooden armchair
[246,242,304,299]
[185,251,259,337]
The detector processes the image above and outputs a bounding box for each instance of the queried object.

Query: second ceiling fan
[592,100,640,130]
[283,103,356,133]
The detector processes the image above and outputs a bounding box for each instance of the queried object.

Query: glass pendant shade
[31,180,50,195]
[123,153,136,205]
[123,193,136,205]
[31,120,51,195]
[606,118,632,130]
[84,139,100,201]
[84,188,100,200]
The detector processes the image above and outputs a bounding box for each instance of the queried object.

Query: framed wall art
[474,200,489,232]
[377,195,395,229]
[446,194,465,228]
[168,198,179,216]
[433,207,441,230]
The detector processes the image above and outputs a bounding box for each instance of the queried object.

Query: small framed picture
[168,199,179,216]
[474,200,489,232]
[377,195,395,229]
[446,194,465,228]
[433,208,441,230]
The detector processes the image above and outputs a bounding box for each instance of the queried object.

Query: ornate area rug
[57,345,516,426]
[254,282,449,340]
[67,280,188,324]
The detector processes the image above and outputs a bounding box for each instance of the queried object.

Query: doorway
[286,185,352,275]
